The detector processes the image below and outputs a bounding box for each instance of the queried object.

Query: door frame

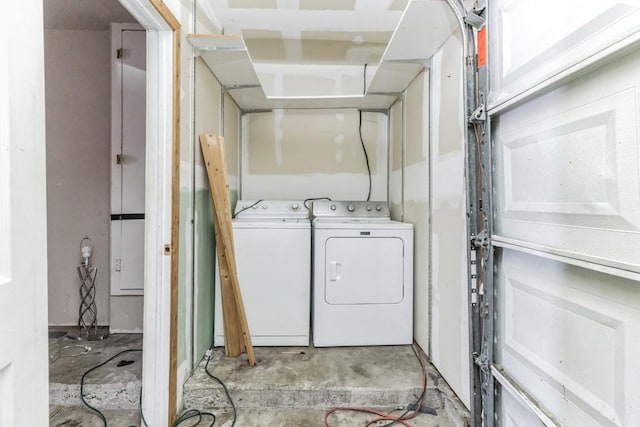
[117,0,180,425]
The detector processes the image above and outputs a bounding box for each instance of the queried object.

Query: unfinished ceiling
[193,0,461,108]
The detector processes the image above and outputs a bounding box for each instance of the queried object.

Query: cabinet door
[324,237,404,305]
[111,25,146,296]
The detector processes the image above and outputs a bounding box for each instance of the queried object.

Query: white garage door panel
[501,390,545,427]
[494,48,640,270]
[497,250,640,426]
[488,0,640,107]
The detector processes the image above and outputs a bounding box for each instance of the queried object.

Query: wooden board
[199,133,255,366]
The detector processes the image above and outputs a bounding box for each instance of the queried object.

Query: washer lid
[234,200,309,219]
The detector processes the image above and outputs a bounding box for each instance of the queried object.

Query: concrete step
[48,331,143,410]
[49,405,142,427]
[49,405,457,427]
[177,407,457,427]
[183,346,470,426]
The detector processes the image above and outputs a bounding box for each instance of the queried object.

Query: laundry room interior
[178,0,471,424]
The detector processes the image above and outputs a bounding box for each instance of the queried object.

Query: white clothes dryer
[214,200,310,346]
[311,201,413,347]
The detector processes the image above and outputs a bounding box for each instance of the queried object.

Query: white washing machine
[214,200,310,346]
[312,200,413,347]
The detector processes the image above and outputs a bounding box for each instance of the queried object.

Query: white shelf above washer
[187,0,460,111]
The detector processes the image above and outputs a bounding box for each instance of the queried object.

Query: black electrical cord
[363,63,368,94]
[173,408,216,427]
[232,199,263,218]
[360,64,372,201]
[204,348,238,427]
[139,387,149,427]
[303,197,332,211]
[79,349,143,427]
[359,110,372,201]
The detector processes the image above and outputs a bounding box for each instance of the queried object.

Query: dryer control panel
[312,200,390,219]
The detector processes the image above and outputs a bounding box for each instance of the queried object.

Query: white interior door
[111,24,146,296]
[487,1,640,425]
[0,0,49,424]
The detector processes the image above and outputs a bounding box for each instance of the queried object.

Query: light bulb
[80,236,93,266]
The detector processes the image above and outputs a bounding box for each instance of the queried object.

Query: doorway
[43,0,146,422]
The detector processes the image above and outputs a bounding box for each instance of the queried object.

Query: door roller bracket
[471,229,490,249]
[468,103,486,124]
[474,351,489,373]
[464,6,486,29]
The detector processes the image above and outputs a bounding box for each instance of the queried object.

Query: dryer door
[325,237,404,305]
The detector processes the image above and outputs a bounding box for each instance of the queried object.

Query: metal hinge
[471,229,490,249]
[116,48,123,59]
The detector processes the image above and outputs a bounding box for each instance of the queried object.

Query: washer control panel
[234,200,309,219]
[312,200,390,218]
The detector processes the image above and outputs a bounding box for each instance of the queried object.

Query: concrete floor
[183,345,470,427]
[49,331,469,427]
[49,328,143,426]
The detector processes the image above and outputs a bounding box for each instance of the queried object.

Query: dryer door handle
[329,261,342,281]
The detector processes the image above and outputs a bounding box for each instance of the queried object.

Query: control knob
[291,203,300,211]
[330,204,337,211]
[366,205,372,211]
[347,203,356,212]
[375,205,382,212]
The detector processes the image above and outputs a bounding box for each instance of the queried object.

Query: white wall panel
[389,100,403,221]
[429,30,470,408]
[488,0,640,108]
[404,71,430,353]
[497,250,640,427]
[494,47,640,271]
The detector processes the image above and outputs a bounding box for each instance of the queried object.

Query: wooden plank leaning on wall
[200,133,255,366]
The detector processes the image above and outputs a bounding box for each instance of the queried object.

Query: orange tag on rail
[477,26,487,68]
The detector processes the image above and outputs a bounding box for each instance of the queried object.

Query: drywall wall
[241,109,388,201]
[192,56,222,366]
[389,99,403,220]
[404,70,430,354]
[45,30,111,326]
[429,29,470,408]
[224,94,240,208]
